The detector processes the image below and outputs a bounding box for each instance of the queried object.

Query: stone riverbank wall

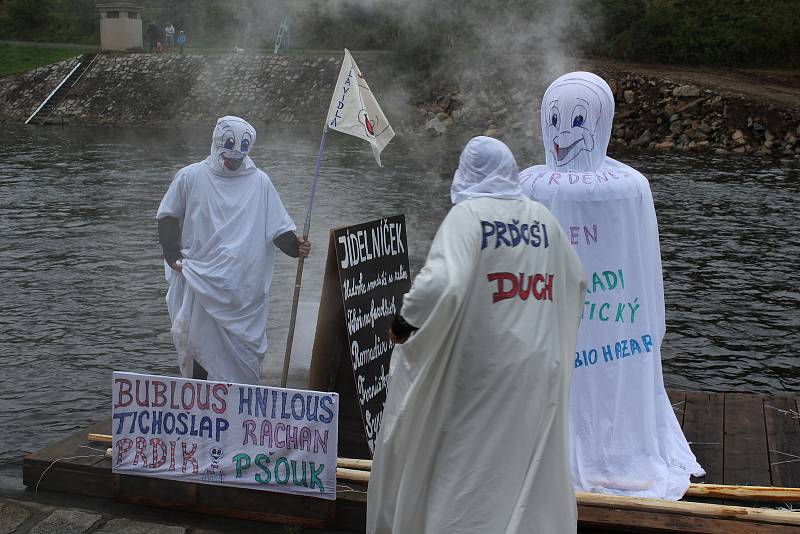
[2,53,799,158]
[0,53,348,127]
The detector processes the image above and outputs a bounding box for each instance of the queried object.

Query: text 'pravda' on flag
[326,49,395,167]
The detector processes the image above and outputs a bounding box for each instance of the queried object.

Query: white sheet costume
[367,137,587,534]
[157,117,295,384]
[520,72,704,499]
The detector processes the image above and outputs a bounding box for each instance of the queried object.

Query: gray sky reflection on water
[0,125,798,465]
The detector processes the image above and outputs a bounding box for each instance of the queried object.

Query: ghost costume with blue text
[156,117,295,384]
[520,72,704,499]
[367,137,586,534]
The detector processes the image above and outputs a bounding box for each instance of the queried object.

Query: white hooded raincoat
[157,117,295,384]
[520,73,704,499]
[367,137,587,534]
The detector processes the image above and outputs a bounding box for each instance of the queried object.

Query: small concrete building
[97,1,143,51]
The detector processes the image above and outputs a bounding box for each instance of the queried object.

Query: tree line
[0,0,797,67]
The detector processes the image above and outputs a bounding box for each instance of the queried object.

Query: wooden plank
[667,389,687,428]
[683,392,724,486]
[764,395,800,489]
[335,484,368,533]
[197,483,334,527]
[578,506,800,534]
[723,393,771,487]
[113,474,334,529]
[686,484,800,502]
[26,418,111,466]
[577,492,800,527]
[23,418,113,497]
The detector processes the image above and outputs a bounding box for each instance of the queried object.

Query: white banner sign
[325,48,394,166]
[111,372,339,500]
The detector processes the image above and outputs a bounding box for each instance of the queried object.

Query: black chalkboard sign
[308,215,411,457]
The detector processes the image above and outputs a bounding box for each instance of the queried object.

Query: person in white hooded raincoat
[367,136,587,534]
[519,72,704,499]
[156,116,310,384]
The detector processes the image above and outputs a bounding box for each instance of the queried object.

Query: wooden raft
[23,389,800,532]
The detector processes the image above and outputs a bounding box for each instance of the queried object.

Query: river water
[1,125,798,465]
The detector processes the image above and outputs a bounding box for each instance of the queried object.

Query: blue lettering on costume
[479,220,551,251]
[602,344,613,363]
[494,221,511,248]
[577,335,655,369]
[481,221,495,249]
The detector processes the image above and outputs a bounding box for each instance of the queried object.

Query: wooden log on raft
[336,467,370,483]
[89,433,112,444]
[576,491,800,528]
[686,483,800,503]
[336,457,373,471]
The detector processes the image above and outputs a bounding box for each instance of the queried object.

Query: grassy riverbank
[0,43,89,77]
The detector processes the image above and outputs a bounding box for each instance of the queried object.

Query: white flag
[326,49,395,167]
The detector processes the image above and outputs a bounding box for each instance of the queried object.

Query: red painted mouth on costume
[554,139,582,161]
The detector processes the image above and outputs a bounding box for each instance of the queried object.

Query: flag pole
[281,124,328,388]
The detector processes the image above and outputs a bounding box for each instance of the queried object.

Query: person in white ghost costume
[367,136,587,534]
[519,72,704,499]
[156,116,310,384]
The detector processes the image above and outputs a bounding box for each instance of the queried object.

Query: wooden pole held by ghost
[281,125,328,388]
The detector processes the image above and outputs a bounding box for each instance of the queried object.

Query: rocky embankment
[417,68,800,158]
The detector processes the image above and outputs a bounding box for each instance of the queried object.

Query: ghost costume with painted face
[156,116,296,384]
[520,73,704,499]
[367,137,586,534]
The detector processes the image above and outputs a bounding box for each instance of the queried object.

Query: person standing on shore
[520,72,704,499]
[177,31,186,55]
[156,116,310,384]
[367,136,586,534]
[146,22,159,53]
[164,23,175,52]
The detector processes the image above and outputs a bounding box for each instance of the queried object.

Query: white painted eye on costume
[240,132,252,152]
[549,106,560,129]
[571,104,588,128]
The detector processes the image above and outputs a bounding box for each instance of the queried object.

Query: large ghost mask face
[540,73,614,172]
[210,116,256,172]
